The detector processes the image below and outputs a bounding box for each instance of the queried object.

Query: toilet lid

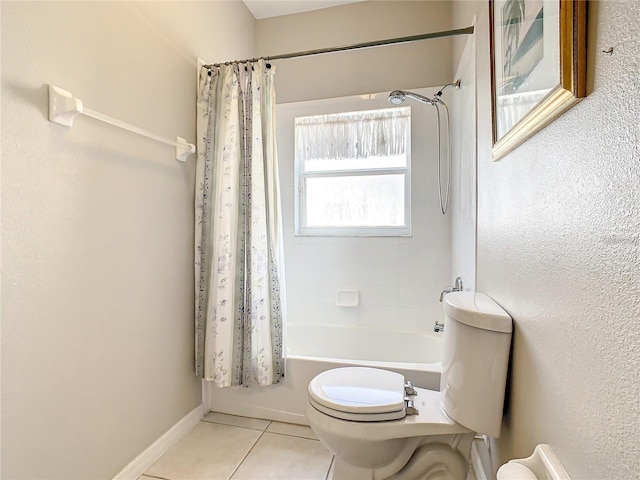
[308,367,406,415]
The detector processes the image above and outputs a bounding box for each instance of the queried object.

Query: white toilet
[305,291,513,480]
[497,444,570,480]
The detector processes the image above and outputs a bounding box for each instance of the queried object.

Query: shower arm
[434,80,461,100]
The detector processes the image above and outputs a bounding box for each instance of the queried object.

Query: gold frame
[490,0,587,161]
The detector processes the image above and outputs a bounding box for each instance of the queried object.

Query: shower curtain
[195,60,285,387]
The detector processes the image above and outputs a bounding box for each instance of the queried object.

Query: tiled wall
[450,32,477,291]
[277,89,452,335]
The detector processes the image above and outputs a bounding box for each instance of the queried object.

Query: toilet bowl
[306,369,474,479]
[305,292,513,480]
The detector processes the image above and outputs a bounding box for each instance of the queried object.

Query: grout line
[265,431,320,441]
[227,429,268,480]
[139,475,171,480]
[201,417,272,432]
[325,455,336,480]
[264,422,318,439]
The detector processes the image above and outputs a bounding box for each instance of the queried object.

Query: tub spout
[439,276,464,302]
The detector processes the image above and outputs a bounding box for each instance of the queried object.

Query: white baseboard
[113,404,204,480]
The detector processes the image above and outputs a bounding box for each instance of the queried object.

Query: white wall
[453,1,640,478]
[253,1,456,338]
[1,2,255,478]
[449,32,477,290]
[278,90,451,334]
[256,1,455,104]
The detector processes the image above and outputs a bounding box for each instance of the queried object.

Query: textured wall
[454,0,640,478]
[1,2,255,478]
[256,1,454,104]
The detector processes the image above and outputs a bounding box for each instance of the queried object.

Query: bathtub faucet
[439,276,463,302]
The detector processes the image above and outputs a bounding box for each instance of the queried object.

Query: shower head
[388,90,406,105]
[388,90,436,106]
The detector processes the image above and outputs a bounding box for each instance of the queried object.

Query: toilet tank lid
[444,292,512,333]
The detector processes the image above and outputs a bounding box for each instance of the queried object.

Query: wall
[449,32,477,290]
[277,89,451,335]
[453,1,640,478]
[256,1,454,104]
[1,2,255,478]
[253,1,455,339]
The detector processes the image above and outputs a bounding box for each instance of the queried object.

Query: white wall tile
[278,90,451,340]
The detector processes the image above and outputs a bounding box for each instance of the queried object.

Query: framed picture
[490,0,587,161]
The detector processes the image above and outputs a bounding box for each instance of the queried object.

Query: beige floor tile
[266,421,317,440]
[326,457,336,480]
[231,432,333,480]
[145,421,261,480]
[203,411,271,431]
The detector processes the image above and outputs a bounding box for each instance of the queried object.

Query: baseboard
[113,404,204,480]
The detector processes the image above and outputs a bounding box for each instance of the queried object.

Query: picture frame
[490,0,587,161]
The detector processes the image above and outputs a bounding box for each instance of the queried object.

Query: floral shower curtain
[195,60,285,387]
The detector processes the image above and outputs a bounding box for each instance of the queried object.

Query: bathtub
[207,324,443,425]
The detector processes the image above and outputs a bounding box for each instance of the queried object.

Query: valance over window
[295,107,410,161]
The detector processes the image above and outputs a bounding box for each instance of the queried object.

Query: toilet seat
[308,367,407,422]
[308,397,406,421]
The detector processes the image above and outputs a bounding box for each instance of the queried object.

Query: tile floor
[139,412,334,480]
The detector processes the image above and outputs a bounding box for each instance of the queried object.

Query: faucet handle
[439,287,453,302]
[440,277,464,302]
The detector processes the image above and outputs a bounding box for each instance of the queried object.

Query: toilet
[305,291,513,480]
[497,444,570,480]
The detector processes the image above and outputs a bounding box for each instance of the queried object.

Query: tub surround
[278,89,452,337]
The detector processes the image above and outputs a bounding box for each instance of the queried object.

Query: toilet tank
[440,292,512,438]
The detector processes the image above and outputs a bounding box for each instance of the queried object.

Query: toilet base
[329,434,474,480]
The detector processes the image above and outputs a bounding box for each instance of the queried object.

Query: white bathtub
[208,324,443,425]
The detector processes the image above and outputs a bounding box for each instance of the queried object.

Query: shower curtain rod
[204,26,474,68]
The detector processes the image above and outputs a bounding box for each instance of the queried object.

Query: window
[295,107,411,236]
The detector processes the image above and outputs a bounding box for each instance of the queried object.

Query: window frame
[294,109,412,237]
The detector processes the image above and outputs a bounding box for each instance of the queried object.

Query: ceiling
[243,0,365,19]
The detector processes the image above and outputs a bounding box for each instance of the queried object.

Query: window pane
[304,154,406,172]
[305,175,406,227]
